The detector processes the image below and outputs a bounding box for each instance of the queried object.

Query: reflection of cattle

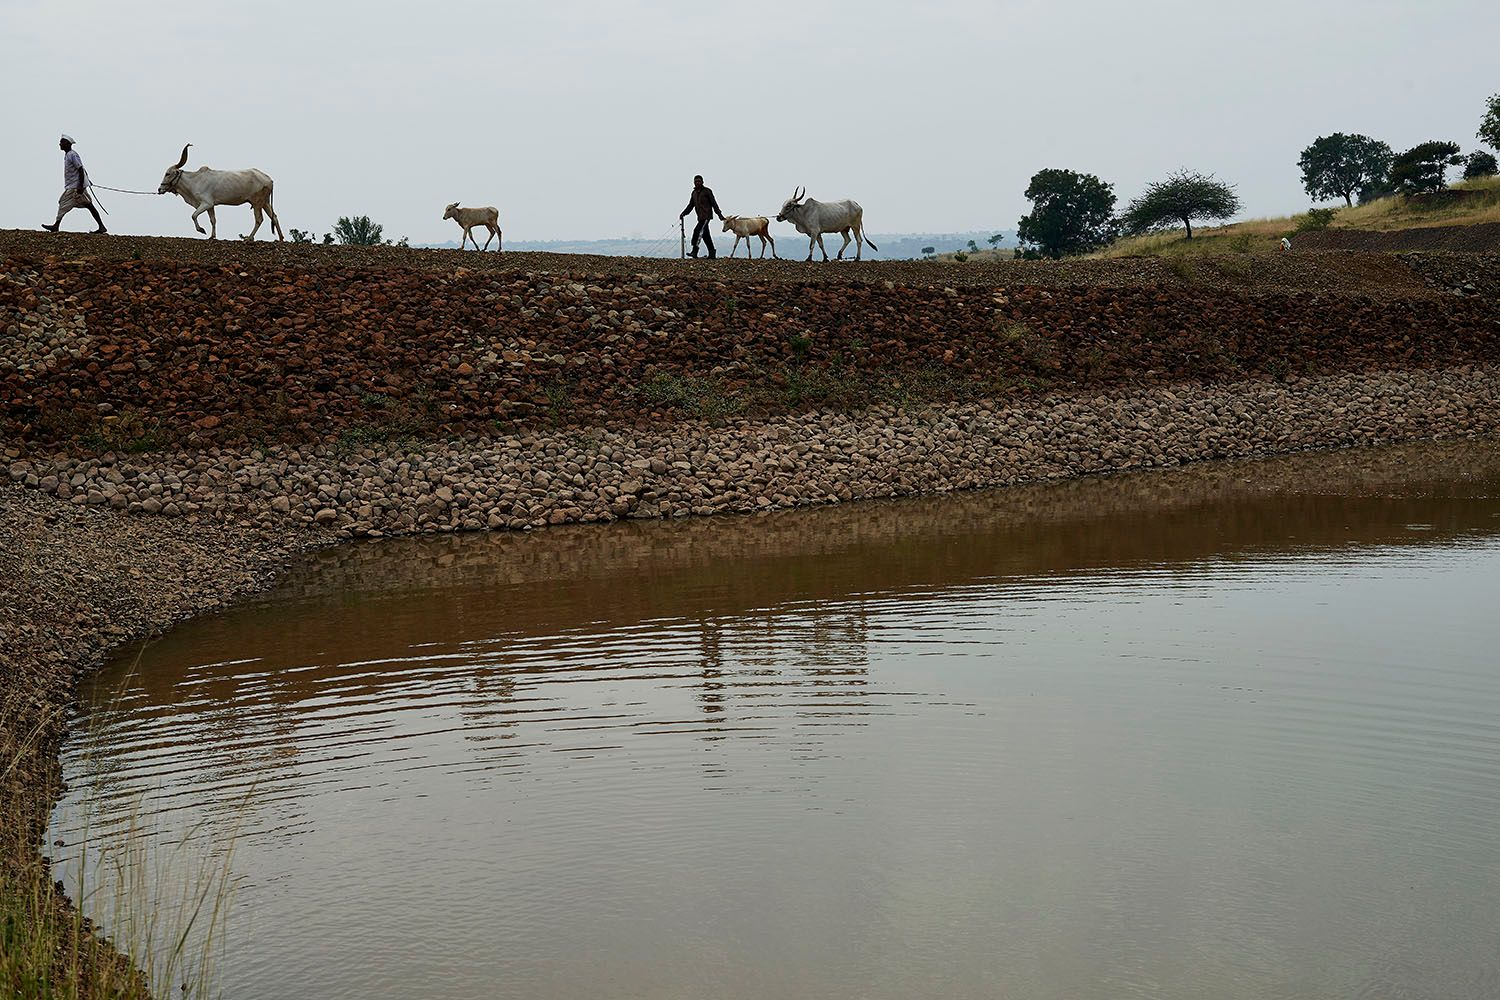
[775,187,878,261]
[721,215,777,259]
[443,202,502,251]
[157,144,283,241]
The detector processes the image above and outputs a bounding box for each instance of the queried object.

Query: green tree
[1015,168,1117,258]
[1120,170,1239,240]
[920,245,936,257]
[1479,92,1500,151]
[1390,141,1463,195]
[1298,133,1394,207]
[1464,150,1498,180]
[987,233,1005,249]
[333,215,385,246]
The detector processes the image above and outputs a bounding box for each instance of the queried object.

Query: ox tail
[859,211,878,252]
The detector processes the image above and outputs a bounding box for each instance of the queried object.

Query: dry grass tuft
[3,663,240,1000]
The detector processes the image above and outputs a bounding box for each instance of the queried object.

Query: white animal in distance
[443,203,502,251]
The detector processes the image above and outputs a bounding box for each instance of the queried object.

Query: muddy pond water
[51,440,1500,1000]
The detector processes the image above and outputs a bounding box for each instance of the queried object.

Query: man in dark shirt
[680,174,725,259]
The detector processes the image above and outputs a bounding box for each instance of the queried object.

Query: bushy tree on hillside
[1015,168,1117,258]
[1390,142,1464,195]
[1298,133,1394,207]
[1465,150,1499,180]
[334,215,385,246]
[1120,170,1240,240]
[1479,93,1500,151]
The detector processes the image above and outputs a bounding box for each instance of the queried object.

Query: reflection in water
[52,439,1500,1000]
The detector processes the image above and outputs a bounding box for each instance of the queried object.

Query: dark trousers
[690,218,716,257]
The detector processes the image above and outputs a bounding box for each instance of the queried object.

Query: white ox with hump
[443,202,502,251]
[775,187,878,262]
[158,145,283,240]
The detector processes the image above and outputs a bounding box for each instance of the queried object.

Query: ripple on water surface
[52,440,1500,1000]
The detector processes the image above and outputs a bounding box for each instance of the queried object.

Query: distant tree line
[1012,167,1239,259]
[1004,90,1499,261]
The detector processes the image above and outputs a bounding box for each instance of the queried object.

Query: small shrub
[995,320,1056,369]
[953,252,969,262]
[1463,150,1499,180]
[1166,256,1204,282]
[1293,207,1338,232]
[638,373,740,419]
[542,380,573,425]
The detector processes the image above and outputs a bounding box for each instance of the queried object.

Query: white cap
[61,133,75,144]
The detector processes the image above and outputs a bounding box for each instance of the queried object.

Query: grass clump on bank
[2,674,238,1000]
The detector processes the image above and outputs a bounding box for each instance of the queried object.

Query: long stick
[680,218,685,259]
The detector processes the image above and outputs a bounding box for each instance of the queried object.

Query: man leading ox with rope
[43,134,106,234]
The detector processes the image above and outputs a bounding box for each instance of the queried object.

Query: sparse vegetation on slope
[1096,176,1500,258]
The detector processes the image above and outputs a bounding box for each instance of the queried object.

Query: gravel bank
[10,363,1500,540]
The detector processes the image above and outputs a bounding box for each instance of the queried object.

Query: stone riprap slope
[2,245,1496,453]
[0,229,1447,294]
[11,364,1499,539]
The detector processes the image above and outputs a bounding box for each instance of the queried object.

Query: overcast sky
[3,0,1496,244]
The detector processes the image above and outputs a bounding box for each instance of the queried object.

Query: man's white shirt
[64,149,85,189]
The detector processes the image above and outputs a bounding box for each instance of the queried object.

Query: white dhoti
[57,188,93,212]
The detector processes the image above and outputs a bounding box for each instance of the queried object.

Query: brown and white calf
[721,215,777,259]
[443,202,502,251]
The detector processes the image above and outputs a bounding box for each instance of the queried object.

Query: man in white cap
[43,135,106,234]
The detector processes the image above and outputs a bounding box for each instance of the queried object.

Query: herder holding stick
[679,174,724,259]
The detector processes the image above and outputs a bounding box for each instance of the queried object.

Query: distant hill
[422,229,1014,260]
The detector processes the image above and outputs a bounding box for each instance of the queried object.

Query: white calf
[721,215,777,259]
[443,202,502,251]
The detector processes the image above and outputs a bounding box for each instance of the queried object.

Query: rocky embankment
[9,364,1500,538]
[3,243,1496,452]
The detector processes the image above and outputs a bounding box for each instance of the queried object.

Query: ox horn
[172,144,192,170]
[793,186,805,201]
